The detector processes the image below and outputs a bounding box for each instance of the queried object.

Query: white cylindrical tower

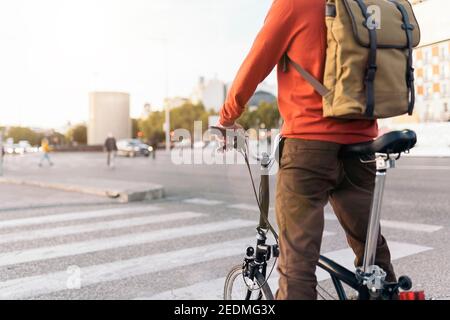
[88,92,131,145]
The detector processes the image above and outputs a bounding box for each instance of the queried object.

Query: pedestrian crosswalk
[0,197,443,300]
[0,219,256,268]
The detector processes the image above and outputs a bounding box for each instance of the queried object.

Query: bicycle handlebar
[209,126,282,167]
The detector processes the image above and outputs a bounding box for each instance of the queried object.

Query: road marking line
[0,212,206,244]
[143,241,432,300]
[325,213,339,221]
[230,204,443,234]
[183,198,223,206]
[325,213,443,233]
[379,220,443,233]
[0,206,161,230]
[228,204,275,212]
[397,165,450,171]
[0,220,256,268]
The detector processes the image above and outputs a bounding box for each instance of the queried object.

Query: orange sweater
[219,0,378,144]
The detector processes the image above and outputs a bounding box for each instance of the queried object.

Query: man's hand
[211,122,246,153]
[215,122,244,131]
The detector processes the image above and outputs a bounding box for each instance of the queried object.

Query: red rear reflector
[399,291,426,300]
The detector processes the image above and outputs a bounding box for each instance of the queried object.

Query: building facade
[415,42,450,122]
[191,77,227,112]
[412,0,450,122]
[192,77,277,113]
[88,92,131,145]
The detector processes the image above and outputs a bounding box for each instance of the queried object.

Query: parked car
[116,139,153,157]
[4,144,25,155]
[18,140,38,153]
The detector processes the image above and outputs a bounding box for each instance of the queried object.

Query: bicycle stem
[258,153,271,231]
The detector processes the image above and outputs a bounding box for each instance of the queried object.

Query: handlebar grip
[209,126,238,150]
[209,126,227,136]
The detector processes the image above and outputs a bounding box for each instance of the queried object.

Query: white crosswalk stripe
[227,204,443,234]
[0,212,205,244]
[0,219,255,268]
[228,203,275,212]
[145,241,432,300]
[325,213,442,233]
[379,220,443,233]
[184,198,224,206]
[0,206,161,230]
[227,203,443,234]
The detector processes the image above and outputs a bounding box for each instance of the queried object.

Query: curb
[0,177,165,203]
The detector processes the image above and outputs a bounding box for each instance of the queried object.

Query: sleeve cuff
[219,117,235,127]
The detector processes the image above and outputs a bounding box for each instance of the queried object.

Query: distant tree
[139,111,165,144]
[6,127,44,146]
[131,118,140,138]
[137,100,279,145]
[66,124,87,145]
[170,101,209,134]
[237,101,280,130]
[48,131,68,146]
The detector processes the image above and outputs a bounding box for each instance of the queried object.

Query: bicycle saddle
[340,130,417,157]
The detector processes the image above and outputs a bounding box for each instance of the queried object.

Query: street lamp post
[163,39,171,152]
[147,37,171,152]
[0,128,4,176]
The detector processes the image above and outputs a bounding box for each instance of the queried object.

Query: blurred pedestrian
[104,133,118,168]
[149,137,158,160]
[0,145,4,176]
[38,138,53,167]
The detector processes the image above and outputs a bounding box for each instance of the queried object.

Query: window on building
[432,46,439,57]
[424,49,431,63]
[417,68,424,78]
[416,49,423,61]
[442,83,449,97]
[433,83,441,95]
[417,85,424,96]
[445,63,450,79]
[433,65,440,76]
[440,44,449,60]
[426,66,433,81]
[440,65,446,80]
[425,85,432,99]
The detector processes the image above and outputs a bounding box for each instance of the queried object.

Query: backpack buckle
[401,23,415,31]
[366,65,378,81]
[407,67,415,82]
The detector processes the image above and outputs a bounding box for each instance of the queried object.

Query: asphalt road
[0,151,448,300]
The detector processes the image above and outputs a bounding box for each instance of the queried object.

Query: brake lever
[209,126,247,153]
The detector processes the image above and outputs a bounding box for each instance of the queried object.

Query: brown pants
[275,138,396,300]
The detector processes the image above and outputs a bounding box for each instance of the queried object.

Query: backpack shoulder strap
[283,54,330,97]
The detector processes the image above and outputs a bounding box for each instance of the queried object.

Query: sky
[0,0,274,129]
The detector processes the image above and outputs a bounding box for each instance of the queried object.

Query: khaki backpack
[283,0,421,119]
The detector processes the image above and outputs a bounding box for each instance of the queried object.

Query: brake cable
[238,139,280,293]
[240,144,279,241]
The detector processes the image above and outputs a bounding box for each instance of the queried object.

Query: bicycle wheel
[224,265,274,300]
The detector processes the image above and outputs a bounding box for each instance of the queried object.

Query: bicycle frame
[249,141,409,300]
[212,126,414,300]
